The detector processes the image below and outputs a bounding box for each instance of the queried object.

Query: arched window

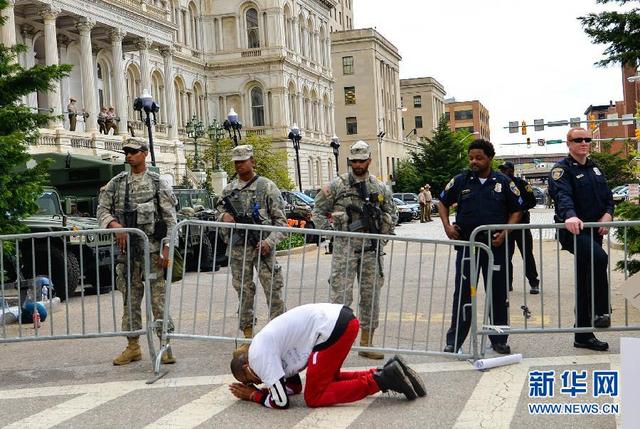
[246,8,260,48]
[189,2,199,49]
[250,86,264,127]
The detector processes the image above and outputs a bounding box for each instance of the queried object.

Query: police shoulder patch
[509,181,520,196]
[526,184,533,193]
[445,178,455,191]
[551,167,564,180]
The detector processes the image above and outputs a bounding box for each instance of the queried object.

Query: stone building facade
[2,0,341,190]
[400,76,446,141]
[331,28,413,183]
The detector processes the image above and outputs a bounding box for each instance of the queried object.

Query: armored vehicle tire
[23,246,80,301]
[208,231,228,269]
[186,234,213,272]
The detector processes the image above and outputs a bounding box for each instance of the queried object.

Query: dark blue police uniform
[507,175,539,291]
[440,170,523,351]
[548,155,613,342]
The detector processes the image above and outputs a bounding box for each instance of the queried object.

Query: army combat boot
[373,361,417,400]
[113,337,142,366]
[233,326,253,358]
[358,329,384,360]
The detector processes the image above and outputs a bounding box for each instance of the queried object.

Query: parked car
[282,190,315,209]
[393,192,438,214]
[613,185,629,203]
[393,198,414,223]
[532,186,546,207]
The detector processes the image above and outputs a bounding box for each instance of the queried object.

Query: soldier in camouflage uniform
[217,145,287,356]
[312,141,398,359]
[97,140,177,365]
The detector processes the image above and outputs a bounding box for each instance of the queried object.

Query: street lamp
[132,88,160,166]
[329,134,340,175]
[377,130,386,180]
[223,108,242,146]
[460,131,480,145]
[288,123,303,192]
[186,115,205,171]
[207,119,225,172]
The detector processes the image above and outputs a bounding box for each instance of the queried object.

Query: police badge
[494,183,502,193]
[551,167,564,180]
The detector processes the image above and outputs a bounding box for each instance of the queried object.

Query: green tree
[578,0,640,67]
[0,0,71,235]
[410,116,468,196]
[589,140,636,188]
[393,159,421,193]
[203,133,295,190]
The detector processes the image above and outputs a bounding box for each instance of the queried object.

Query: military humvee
[20,188,117,300]
[173,187,228,271]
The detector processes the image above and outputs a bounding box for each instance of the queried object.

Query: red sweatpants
[304,318,380,407]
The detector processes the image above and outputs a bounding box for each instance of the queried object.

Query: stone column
[111,28,128,135]
[137,38,152,95]
[41,6,63,128]
[297,93,305,129]
[77,19,97,132]
[184,9,192,47]
[20,25,38,109]
[160,47,178,140]
[293,17,300,55]
[1,0,16,47]
[57,35,70,129]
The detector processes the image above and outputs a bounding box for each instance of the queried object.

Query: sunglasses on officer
[570,137,592,143]
[123,148,142,155]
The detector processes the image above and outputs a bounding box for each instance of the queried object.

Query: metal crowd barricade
[470,221,640,357]
[155,219,493,376]
[0,228,157,362]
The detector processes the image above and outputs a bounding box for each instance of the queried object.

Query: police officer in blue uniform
[498,161,540,294]
[439,139,523,355]
[548,127,613,352]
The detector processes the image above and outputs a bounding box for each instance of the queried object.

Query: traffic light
[635,127,640,140]
[589,114,597,130]
[521,121,527,135]
[526,137,531,148]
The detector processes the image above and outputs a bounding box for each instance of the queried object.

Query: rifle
[347,181,385,252]
[222,191,263,247]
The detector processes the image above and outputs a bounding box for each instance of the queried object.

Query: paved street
[1,209,638,428]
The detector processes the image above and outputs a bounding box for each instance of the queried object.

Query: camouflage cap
[122,139,149,152]
[348,140,371,161]
[231,144,253,161]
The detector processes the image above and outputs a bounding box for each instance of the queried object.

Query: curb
[275,243,319,257]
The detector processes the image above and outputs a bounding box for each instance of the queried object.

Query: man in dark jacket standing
[548,127,613,352]
[499,162,540,294]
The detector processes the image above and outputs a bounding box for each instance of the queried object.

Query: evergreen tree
[0,0,72,235]
[410,116,468,196]
[393,159,421,193]
[589,140,636,188]
[578,0,640,66]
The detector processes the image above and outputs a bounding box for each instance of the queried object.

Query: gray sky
[354,0,626,155]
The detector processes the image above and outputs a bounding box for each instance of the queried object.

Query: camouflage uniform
[216,145,287,330]
[312,143,398,331]
[97,164,177,335]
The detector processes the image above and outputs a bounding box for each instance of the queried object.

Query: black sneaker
[372,361,418,400]
[443,345,455,353]
[574,337,609,351]
[529,285,540,295]
[385,355,426,397]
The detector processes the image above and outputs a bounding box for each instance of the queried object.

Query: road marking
[454,353,616,429]
[293,396,377,429]
[3,388,135,429]
[454,360,530,429]
[144,385,235,429]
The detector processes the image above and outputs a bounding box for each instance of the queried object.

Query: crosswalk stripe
[3,389,135,429]
[144,385,235,429]
[454,362,530,429]
[293,396,377,429]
